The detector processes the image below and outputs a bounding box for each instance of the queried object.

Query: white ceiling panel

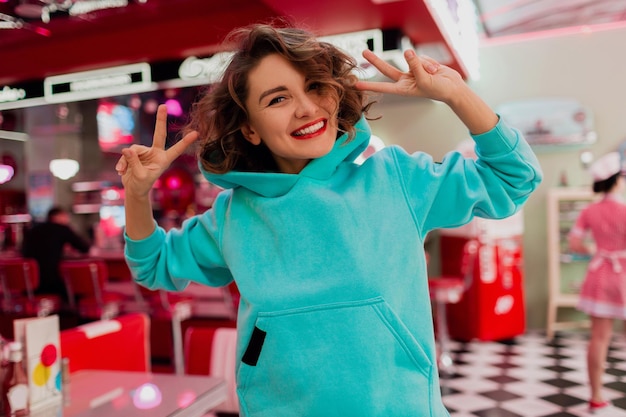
[472,0,626,38]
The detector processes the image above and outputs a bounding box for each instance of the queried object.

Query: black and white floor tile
[441,331,626,416]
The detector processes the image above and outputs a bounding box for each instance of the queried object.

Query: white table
[31,369,227,417]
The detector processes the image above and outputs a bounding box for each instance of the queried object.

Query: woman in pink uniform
[569,151,626,414]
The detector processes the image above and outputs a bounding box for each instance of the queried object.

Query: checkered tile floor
[441,331,626,416]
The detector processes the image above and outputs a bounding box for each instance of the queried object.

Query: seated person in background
[22,206,91,300]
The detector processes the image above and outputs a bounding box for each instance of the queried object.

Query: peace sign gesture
[355,49,465,103]
[116,104,199,198]
[356,49,497,135]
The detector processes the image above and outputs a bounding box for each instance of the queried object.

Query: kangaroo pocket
[237,297,437,417]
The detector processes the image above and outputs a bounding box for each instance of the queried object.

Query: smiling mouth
[292,120,326,139]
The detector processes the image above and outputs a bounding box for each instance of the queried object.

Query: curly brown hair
[183,21,373,174]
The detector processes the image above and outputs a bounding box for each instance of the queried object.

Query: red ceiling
[0,0,468,86]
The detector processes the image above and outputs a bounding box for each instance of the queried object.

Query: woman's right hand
[115,104,199,198]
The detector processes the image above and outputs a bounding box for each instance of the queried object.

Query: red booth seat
[60,312,150,374]
[60,259,126,321]
[0,257,61,317]
[184,325,238,414]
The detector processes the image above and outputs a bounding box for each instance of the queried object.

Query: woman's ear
[241,123,262,145]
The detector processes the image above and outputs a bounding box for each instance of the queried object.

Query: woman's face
[242,53,339,174]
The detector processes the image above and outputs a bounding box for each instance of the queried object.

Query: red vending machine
[439,211,526,342]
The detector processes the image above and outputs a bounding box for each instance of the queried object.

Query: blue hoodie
[125,116,542,416]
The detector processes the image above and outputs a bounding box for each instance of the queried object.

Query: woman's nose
[294,94,318,118]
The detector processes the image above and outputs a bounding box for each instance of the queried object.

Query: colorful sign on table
[12,315,62,409]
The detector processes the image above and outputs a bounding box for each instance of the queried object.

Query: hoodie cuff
[471,116,519,157]
[124,222,165,260]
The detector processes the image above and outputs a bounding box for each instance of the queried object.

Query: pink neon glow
[35,27,52,37]
[166,176,181,190]
[177,391,197,409]
[480,20,626,47]
[480,0,528,22]
[0,165,14,184]
[164,99,183,117]
[111,391,130,409]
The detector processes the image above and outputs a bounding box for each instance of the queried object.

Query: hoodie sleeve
[124,191,233,291]
[391,117,542,236]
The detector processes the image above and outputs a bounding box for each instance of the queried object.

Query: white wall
[367,24,626,330]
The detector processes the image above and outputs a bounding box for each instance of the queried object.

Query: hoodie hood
[200,116,371,197]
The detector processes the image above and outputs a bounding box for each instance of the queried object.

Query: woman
[569,151,626,414]
[117,22,542,416]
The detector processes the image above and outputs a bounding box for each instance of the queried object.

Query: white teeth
[294,121,324,136]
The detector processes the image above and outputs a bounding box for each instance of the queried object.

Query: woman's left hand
[355,49,466,104]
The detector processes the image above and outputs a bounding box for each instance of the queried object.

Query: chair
[134,285,194,375]
[188,282,241,320]
[59,259,125,321]
[60,312,151,374]
[0,257,61,317]
[428,239,478,375]
[223,282,240,320]
[103,257,133,282]
[184,325,238,414]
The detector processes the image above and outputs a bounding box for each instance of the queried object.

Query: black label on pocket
[242,326,266,366]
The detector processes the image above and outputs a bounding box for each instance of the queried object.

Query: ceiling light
[49,158,79,180]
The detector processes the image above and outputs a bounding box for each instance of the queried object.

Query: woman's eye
[308,82,321,91]
[268,96,285,106]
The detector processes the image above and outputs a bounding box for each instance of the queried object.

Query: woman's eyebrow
[259,86,287,104]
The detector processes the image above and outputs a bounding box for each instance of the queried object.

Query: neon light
[70,0,128,16]
[132,383,162,410]
[178,52,234,84]
[320,29,384,57]
[0,86,26,103]
[164,99,183,117]
[166,176,181,190]
[481,20,626,46]
[34,26,51,36]
[71,74,132,92]
[0,164,14,184]
[44,63,154,103]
